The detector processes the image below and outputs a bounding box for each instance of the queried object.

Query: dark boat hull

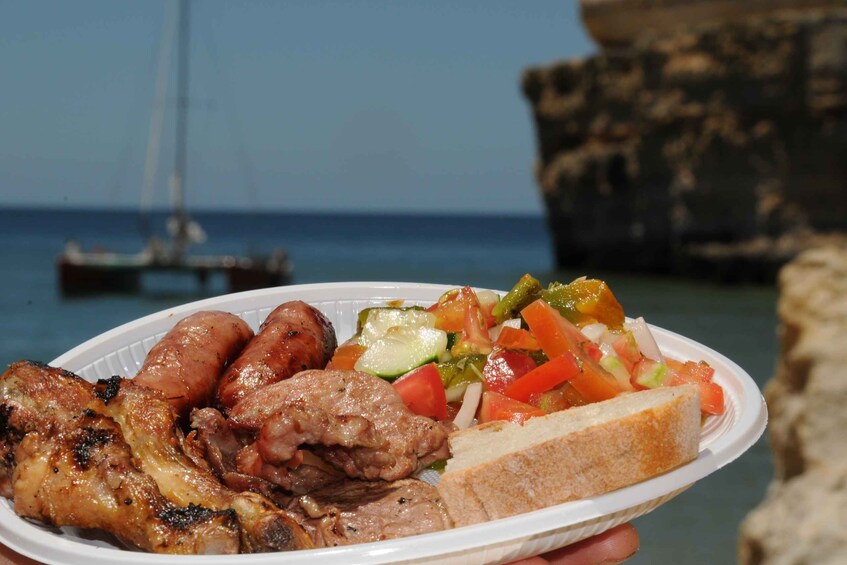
[57,253,291,297]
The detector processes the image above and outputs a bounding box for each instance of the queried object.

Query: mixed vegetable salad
[327,274,725,430]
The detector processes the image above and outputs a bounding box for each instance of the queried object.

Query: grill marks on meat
[96,378,312,552]
[0,361,103,497]
[291,479,452,547]
[228,370,449,483]
[1,362,239,554]
[13,413,239,554]
[133,311,254,419]
[216,302,337,412]
[0,361,311,554]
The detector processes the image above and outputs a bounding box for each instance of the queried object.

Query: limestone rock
[580,0,847,47]
[523,11,847,279]
[738,246,847,563]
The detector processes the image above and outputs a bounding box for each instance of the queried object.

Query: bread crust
[437,385,701,527]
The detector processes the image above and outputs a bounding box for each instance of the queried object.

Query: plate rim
[0,282,767,564]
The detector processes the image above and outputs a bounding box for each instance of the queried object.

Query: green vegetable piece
[356,306,425,334]
[426,459,447,472]
[491,273,542,323]
[635,361,670,389]
[436,354,487,388]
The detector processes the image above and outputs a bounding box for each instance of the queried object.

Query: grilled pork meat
[216,301,337,412]
[133,310,254,419]
[96,377,313,552]
[12,411,240,554]
[188,406,343,497]
[228,370,449,483]
[290,478,452,547]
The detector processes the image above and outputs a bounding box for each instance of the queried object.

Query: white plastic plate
[0,282,767,565]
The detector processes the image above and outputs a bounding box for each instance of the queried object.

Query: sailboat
[57,0,291,296]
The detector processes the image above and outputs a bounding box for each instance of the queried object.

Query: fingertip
[541,523,640,565]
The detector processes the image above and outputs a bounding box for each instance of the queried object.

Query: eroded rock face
[580,0,847,47]
[738,246,847,564]
[523,11,847,279]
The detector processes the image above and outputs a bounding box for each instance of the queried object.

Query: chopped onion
[453,382,483,430]
[488,318,522,341]
[625,317,663,362]
[580,323,607,344]
[445,382,469,403]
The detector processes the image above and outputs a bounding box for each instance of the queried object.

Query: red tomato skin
[612,332,643,373]
[478,391,546,424]
[503,352,580,403]
[393,363,448,420]
[697,381,725,415]
[482,349,538,394]
[521,299,622,403]
[494,326,540,351]
[667,366,725,415]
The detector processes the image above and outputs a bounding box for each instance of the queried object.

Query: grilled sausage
[216,301,337,412]
[134,310,254,418]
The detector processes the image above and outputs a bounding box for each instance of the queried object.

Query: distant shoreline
[0,205,546,222]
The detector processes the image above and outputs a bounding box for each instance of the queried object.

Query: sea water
[0,207,776,564]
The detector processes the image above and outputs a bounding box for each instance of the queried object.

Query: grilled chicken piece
[12,412,239,554]
[96,377,313,553]
[228,370,450,482]
[290,478,452,547]
[0,361,102,497]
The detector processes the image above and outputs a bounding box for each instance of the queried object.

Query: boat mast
[170,0,191,259]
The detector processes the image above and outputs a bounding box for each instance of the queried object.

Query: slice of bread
[437,384,701,527]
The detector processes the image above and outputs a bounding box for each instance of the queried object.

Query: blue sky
[0,1,596,215]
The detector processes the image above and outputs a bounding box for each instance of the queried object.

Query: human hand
[507,523,639,565]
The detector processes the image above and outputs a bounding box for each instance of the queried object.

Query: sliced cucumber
[358,308,437,348]
[354,325,448,380]
[634,360,670,389]
[599,355,634,391]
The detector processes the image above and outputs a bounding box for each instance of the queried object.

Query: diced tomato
[393,363,448,420]
[433,286,493,356]
[528,389,571,413]
[631,358,670,390]
[568,359,622,403]
[666,358,716,382]
[521,299,622,403]
[611,331,643,374]
[478,391,546,424]
[666,358,724,414]
[521,299,601,361]
[428,287,495,333]
[427,289,463,331]
[326,342,366,370]
[482,349,538,394]
[494,326,540,351]
[503,353,580,403]
[696,381,725,415]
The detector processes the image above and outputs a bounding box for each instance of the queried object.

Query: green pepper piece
[491,273,542,324]
[426,459,447,472]
[436,354,487,388]
[540,277,625,328]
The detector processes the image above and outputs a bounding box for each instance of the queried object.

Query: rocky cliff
[523,7,847,280]
[738,246,847,564]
